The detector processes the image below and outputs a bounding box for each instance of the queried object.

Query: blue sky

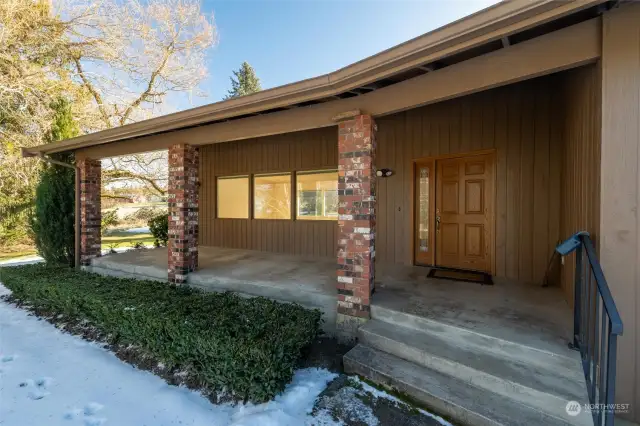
[176,0,499,109]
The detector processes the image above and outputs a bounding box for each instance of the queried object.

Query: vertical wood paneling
[600,3,640,420]
[376,75,564,284]
[533,83,550,281]
[558,65,601,301]
[198,126,338,258]
[505,85,522,280]
[494,89,508,277]
[519,84,535,282]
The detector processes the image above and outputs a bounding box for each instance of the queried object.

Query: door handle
[436,215,441,231]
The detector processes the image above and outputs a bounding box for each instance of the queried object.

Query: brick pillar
[168,144,199,284]
[336,114,376,340]
[78,159,102,266]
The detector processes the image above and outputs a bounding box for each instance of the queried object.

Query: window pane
[296,170,338,221]
[254,173,291,219]
[418,166,429,252]
[217,176,249,218]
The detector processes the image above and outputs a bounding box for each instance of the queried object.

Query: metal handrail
[572,234,623,426]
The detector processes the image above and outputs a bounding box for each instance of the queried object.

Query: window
[296,170,338,220]
[217,176,249,218]
[254,173,291,219]
[417,166,429,252]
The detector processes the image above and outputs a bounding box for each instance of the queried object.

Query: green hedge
[0,264,321,402]
[148,213,168,247]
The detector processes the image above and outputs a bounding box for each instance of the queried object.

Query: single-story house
[23,1,640,424]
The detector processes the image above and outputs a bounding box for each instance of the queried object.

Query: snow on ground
[0,284,340,426]
[0,255,43,266]
[0,243,154,267]
[120,226,150,234]
[0,256,450,426]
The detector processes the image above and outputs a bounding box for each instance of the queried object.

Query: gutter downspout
[22,148,81,269]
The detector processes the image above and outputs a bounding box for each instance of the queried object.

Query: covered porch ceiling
[23,0,612,160]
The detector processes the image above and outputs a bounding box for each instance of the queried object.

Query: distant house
[23,1,640,424]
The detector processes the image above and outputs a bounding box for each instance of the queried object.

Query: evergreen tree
[31,99,79,266]
[224,62,262,99]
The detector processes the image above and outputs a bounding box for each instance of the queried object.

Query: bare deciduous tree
[0,0,216,247]
[58,0,216,197]
[103,152,169,197]
[58,0,216,130]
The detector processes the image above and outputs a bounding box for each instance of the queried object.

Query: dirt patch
[297,335,352,372]
[313,375,450,426]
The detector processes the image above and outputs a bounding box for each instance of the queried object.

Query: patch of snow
[0,283,340,425]
[2,354,17,362]
[0,245,155,268]
[122,226,150,234]
[63,408,82,420]
[35,376,54,388]
[84,416,108,426]
[83,402,104,416]
[0,255,43,266]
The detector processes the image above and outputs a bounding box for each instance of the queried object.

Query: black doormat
[427,268,493,285]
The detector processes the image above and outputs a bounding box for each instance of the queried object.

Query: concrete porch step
[344,344,585,426]
[370,304,582,381]
[358,319,591,424]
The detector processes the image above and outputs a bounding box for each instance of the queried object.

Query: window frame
[214,169,339,221]
[216,175,250,219]
[295,169,339,221]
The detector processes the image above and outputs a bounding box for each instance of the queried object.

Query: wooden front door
[435,153,494,273]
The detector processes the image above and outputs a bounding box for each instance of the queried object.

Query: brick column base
[336,114,376,341]
[79,159,102,266]
[168,144,199,284]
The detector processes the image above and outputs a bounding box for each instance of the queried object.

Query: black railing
[572,234,623,426]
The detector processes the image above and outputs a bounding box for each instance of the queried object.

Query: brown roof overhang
[23,0,607,156]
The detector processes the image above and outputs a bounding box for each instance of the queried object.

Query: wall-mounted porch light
[376,168,393,177]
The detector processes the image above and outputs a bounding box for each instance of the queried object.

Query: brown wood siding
[375,75,564,284]
[558,64,601,306]
[198,126,338,258]
[601,3,640,420]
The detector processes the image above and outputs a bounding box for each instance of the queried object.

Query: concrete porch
[87,247,573,351]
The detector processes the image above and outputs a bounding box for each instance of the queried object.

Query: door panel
[465,180,484,214]
[435,153,494,273]
[441,223,459,255]
[464,224,484,257]
[442,182,459,213]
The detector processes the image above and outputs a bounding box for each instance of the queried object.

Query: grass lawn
[102,231,155,249]
[0,264,322,403]
[102,201,167,212]
[0,231,155,262]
